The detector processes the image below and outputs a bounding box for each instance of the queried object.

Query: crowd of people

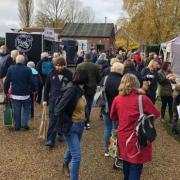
[0,44,180,180]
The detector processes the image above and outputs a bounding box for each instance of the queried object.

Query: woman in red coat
[110,73,160,180]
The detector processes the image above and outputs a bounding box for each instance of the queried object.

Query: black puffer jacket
[124,68,143,87]
[105,72,123,112]
[54,82,83,117]
[54,83,84,133]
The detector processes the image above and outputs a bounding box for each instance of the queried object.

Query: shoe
[172,128,180,135]
[45,140,54,147]
[160,118,165,123]
[99,114,103,120]
[21,126,30,131]
[104,152,110,157]
[85,123,90,130]
[57,135,64,142]
[62,163,70,178]
[15,127,20,131]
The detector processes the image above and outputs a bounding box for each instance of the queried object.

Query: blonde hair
[173,83,180,98]
[119,73,140,96]
[111,62,124,74]
[148,60,158,69]
[11,50,19,60]
[110,58,119,66]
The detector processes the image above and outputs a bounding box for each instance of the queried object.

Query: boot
[172,127,180,135]
[62,163,70,178]
[160,117,165,123]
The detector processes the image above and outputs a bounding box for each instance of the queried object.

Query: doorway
[96,44,105,53]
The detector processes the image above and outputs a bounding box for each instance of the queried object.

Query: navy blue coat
[4,63,34,96]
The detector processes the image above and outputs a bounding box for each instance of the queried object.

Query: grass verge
[156,98,180,143]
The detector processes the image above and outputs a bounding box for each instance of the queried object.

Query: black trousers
[30,93,34,118]
[161,96,173,120]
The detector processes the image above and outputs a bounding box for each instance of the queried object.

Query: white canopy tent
[161,36,180,76]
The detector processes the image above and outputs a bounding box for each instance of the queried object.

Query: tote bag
[3,97,13,126]
[38,106,48,140]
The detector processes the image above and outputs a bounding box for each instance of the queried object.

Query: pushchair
[108,128,123,170]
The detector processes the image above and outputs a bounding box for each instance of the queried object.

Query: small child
[172,83,180,135]
[27,61,42,118]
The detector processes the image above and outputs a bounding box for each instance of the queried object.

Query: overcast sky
[0,0,125,37]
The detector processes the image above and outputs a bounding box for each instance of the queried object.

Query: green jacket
[77,61,100,95]
[158,71,173,97]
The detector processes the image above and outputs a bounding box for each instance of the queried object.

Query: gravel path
[0,105,180,180]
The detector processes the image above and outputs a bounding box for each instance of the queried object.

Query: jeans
[123,161,143,180]
[102,112,118,153]
[11,98,31,129]
[46,101,57,144]
[85,94,94,126]
[64,122,85,180]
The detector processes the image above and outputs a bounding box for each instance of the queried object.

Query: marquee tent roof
[161,35,180,76]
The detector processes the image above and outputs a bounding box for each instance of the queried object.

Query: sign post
[43,28,55,41]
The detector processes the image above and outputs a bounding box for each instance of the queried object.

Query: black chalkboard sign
[6,33,43,64]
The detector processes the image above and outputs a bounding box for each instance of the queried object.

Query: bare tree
[65,0,83,23]
[81,6,95,23]
[18,0,34,27]
[35,12,53,27]
[35,0,67,28]
[35,0,95,26]
[65,0,95,23]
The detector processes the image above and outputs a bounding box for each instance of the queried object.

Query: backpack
[41,60,53,75]
[126,95,156,158]
[92,76,109,112]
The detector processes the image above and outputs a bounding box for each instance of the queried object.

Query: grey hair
[98,53,106,60]
[53,52,59,58]
[111,62,124,74]
[27,61,35,68]
[84,53,91,61]
[16,55,25,64]
[41,52,48,59]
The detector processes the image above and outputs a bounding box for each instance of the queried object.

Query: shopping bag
[38,106,48,140]
[177,105,180,118]
[92,86,105,107]
[0,94,5,104]
[3,97,13,126]
[92,76,109,112]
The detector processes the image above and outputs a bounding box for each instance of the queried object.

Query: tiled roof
[61,23,114,38]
